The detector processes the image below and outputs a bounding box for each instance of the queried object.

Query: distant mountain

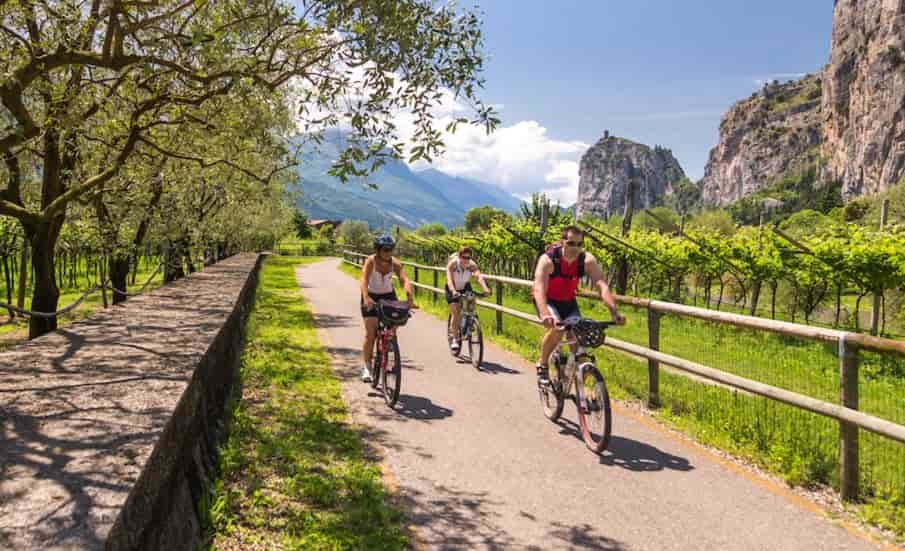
[292,133,521,229]
[414,169,522,213]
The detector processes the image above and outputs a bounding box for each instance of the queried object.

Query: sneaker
[536,364,550,385]
[361,365,373,383]
[450,338,460,351]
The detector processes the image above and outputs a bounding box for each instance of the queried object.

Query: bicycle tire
[575,363,612,454]
[369,342,382,390]
[382,337,402,407]
[538,352,564,421]
[468,318,483,369]
[447,314,461,358]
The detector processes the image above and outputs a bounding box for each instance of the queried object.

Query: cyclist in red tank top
[532,226,625,384]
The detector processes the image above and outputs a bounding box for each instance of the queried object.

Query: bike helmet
[373,234,396,250]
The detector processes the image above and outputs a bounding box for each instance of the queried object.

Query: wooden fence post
[647,309,661,408]
[495,280,504,334]
[839,336,860,501]
[414,266,419,298]
[433,270,439,303]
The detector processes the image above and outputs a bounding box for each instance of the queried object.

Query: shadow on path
[556,418,694,472]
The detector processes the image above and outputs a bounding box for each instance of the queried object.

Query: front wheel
[576,363,612,454]
[447,314,461,357]
[538,355,564,422]
[382,337,402,408]
[468,318,483,369]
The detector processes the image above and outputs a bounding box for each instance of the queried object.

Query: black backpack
[545,244,586,279]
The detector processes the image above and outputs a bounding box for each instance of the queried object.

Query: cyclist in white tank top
[445,246,491,351]
[359,235,414,382]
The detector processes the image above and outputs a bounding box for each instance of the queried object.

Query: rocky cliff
[823,0,905,197]
[576,132,686,218]
[703,0,905,205]
[701,75,824,206]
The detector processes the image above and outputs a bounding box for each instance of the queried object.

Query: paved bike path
[297,259,881,550]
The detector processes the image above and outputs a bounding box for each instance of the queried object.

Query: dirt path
[298,259,882,551]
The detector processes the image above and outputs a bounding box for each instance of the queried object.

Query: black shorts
[534,298,581,322]
[445,283,473,304]
[361,291,398,318]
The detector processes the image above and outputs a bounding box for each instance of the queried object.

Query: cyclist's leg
[360,293,383,381]
[446,286,462,342]
[534,300,565,382]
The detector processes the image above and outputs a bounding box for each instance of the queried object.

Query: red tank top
[547,255,580,301]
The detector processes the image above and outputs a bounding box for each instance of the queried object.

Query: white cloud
[396,96,588,203]
[294,63,588,204]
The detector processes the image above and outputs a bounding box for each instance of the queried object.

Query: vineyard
[391,200,905,338]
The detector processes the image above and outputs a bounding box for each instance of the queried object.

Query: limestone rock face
[822,0,905,197]
[576,134,685,218]
[701,75,824,206]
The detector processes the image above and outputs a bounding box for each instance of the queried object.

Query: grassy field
[204,256,407,550]
[0,256,165,349]
[340,258,905,538]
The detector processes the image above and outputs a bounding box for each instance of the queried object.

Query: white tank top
[449,258,473,291]
[367,259,395,294]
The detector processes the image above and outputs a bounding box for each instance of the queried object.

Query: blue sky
[291,1,834,204]
[474,1,832,182]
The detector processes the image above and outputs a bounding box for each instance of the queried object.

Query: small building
[308,219,342,231]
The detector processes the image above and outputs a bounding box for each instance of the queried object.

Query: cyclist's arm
[533,255,554,320]
[394,259,415,302]
[446,259,456,293]
[471,262,491,294]
[360,256,374,303]
[585,253,620,319]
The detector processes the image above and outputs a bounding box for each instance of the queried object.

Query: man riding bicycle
[360,235,414,382]
[532,225,625,384]
[445,246,491,352]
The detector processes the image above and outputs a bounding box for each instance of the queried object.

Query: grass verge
[204,256,407,550]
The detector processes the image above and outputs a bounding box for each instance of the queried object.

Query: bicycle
[447,289,489,369]
[370,300,412,408]
[538,318,616,454]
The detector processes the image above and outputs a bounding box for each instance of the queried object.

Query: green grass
[205,256,407,551]
[341,258,905,539]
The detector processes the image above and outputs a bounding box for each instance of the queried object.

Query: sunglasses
[460,255,472,261]
[564,240,584,247]
[378,247,394,253]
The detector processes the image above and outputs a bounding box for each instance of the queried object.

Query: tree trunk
[749,279,762,316]
[27,223,63,338]
[17,240,29,311]
[770,282,777,320]
[2,254,12,318]
[716,278,725,310]
[834,284,842,328]
[164,241,186,283]
[109,256,130,305]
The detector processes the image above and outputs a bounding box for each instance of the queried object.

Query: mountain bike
[370,300,412,408]
[538,318,616,454]
[447,289,489,369]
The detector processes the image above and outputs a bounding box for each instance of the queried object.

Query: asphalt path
[297,259,881,551]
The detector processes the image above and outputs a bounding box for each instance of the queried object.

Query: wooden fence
[343,250,905,501]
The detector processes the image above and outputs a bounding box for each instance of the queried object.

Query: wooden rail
[342,250,905,500]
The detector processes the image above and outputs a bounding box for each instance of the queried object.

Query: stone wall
[0,253,264,550]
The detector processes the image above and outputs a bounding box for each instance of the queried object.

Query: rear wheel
[576,363,612,453]
[382,337,402,407]
[468,318,483,369]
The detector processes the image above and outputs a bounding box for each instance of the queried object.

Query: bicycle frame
[375,321,398,374]
[553,330,593,399]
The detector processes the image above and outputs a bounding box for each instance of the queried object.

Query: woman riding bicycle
[360,235,414,382]
[445,246,491,352]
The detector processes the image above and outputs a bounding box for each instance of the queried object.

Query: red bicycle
[370,300,412,407]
